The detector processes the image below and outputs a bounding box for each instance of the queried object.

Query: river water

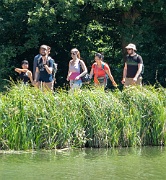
[0,147,166,180]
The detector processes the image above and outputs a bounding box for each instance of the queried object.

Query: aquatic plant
[0,83,165,150]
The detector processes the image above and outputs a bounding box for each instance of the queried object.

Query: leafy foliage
[0,84,165,150]
[0,0,165,89]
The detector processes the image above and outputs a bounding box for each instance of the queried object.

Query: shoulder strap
[50,58,55,63]
[101,62,105,70]
[101,62,109,79]
[79,60,83,73]
[46,58,54,66]
[37,57,42,65]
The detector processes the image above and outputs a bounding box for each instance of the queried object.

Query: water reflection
[0,147,166,180]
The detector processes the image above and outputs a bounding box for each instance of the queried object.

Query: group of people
[15,43,144,91]
[15,45,55,91]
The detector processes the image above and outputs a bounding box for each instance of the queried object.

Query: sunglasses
[71,52,77,55]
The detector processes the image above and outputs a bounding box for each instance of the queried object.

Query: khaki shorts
[124,77,142,87]
[37,81,54,91]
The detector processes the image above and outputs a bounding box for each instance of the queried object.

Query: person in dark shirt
[121,43,143,87]
[15,60,33,84]
[33,45,52,80]
[34,45,54,91]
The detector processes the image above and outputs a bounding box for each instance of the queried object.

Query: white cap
[125,43,137,51]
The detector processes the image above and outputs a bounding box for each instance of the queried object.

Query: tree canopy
[0,0,166,89]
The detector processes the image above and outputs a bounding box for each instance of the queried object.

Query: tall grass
[0,83,165,150]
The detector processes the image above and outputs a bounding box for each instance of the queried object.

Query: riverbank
[0,83,165,150]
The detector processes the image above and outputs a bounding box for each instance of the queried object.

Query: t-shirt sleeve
[49,59,54,68]
[33,57,37,68]
[37,62,39,68]
[124,57,127,63]
[35,55,41,68]
[36,58,40,68]
[137,55,143,64]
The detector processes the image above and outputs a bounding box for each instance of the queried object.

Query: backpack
[141,64,144,75]
[101,62,109,79]
[51,59,58,80]
[79,61,90,83]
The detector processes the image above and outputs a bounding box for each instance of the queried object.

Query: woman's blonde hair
[71,48,80,59]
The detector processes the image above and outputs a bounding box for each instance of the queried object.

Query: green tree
[0,0,165,90]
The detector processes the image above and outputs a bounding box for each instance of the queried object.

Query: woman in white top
[67,48,87,90]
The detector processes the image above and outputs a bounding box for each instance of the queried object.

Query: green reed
[0,83,165,150]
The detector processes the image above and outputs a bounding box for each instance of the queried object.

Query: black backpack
[79,60,90,83]
[51,59,58,80]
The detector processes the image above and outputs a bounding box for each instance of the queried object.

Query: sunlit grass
[0,83,165,150]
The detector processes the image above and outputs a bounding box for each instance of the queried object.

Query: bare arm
[34,67,39,82]
[15,68,28,74]
[121,63,127,84]
[133,63,143,80]
[89,68,94,79]
[27,70,33,83]
[79,60,88,78]
[44,65,52,74]
[105,65,117,87]
[67,61,72,81]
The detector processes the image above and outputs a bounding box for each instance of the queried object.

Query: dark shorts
[95,77,107,87]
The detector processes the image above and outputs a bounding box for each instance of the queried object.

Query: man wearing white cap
[121,43,143,87]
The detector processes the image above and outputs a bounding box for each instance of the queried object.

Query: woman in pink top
[67,48,87,90]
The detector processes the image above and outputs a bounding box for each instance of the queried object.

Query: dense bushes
[0,0,166,89]
[0,84,165,150]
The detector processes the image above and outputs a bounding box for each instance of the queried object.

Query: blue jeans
[70,79,82,90]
